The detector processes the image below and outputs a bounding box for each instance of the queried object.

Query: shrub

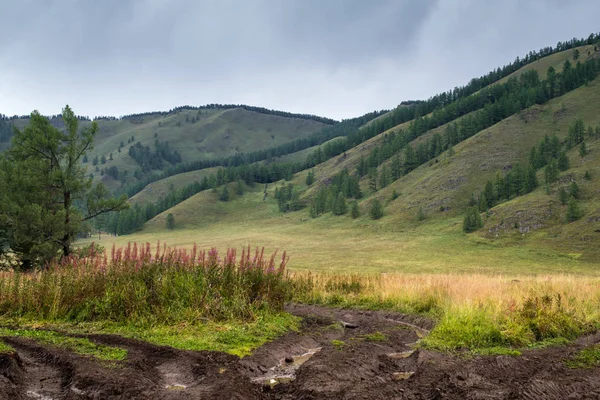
[0,243,290,323]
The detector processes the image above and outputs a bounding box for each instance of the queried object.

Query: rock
[340,321,359,329]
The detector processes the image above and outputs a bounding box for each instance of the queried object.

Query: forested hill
[2,105,338,192]
[101,32,600,264]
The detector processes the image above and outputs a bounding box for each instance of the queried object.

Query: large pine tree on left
[0,106,129,269]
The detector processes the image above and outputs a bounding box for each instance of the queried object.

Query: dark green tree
[569,181,580,199]
[544,159,559,185]
[368,168,378,192]
[332,193,347,215]
[166,213,175,230]
[559,187,569,205]
[417,207,426,221]
[584,170,591,180]
[579,141,588,158]
[306,170,315,186]
[369,199,384,220]
[219,185,230,201]
[557,151,569,171]
[350,200,360,219]
[463,207,483,233]
[0,106,128,267]
[566,197,583,222]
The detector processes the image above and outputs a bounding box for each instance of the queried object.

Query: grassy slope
[81,48,600,273]
[8,108,326,191]
[130,136,345,205]
[130,167,220,204]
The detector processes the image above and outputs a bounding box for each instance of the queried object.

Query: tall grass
[0,243,290,324]
[290,272,600,350]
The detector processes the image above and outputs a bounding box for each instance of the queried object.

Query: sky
[1,0,599,121]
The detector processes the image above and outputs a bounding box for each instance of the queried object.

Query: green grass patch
[0,340,14,354]
[4,312,299,358]
[566,345,600,369]
[0,328,126,361]
[331,340,346,350]
[362,332,388,342]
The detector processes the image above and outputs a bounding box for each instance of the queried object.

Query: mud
[0,304,599,399]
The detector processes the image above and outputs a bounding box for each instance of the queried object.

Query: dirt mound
[0,304,599,399]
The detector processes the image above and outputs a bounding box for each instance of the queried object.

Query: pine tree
[584,170,591,180]
[579,141,588,158]
[368,168,378,192]
[219,185,230,201]
[566,197,583,222]
[306,170,315,186]
[569,181,580,199]
[0,106,128,266]
[390,189,399,201]
[557,151,569,171]
[417,207,426,221]
[369,199,383,220]
[236,180,244,196]
[166,213,175,230]
[559,187,569,205]
[332,193,347,215]
[463,207,483,233]
[544,159,559,185]
[350,201,360,219]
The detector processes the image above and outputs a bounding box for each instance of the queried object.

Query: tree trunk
[62,190,71,258]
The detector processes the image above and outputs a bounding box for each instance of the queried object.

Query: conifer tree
[566,197,583,222]
[559,187,569,205]
[369,199,383,220]
[166,213,175,230]
[350,200,360,219]
[463,207,483,233]
[219,185,230,201]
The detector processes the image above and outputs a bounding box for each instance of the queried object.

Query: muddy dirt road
[1,304,600,399]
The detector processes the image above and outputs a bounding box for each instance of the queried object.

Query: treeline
[119,32,599,200]
[117,104,338,125]
[119,111,387,197]
[464,119,599,232]
[354,57,600,188]
[128,139,182,172]
[119,44,600,229]
[306,50,600,171]
[0,118,12,142]
[103,160,301,234]
[308,169,362,217]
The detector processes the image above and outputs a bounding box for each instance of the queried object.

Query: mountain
[94,35,600,272]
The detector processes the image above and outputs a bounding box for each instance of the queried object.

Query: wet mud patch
[1,305,600,399]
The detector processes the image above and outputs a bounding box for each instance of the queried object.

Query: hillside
[83,37,600,272]
[4,106,330,192]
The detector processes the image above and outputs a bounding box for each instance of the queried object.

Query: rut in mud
[0,304,599,399]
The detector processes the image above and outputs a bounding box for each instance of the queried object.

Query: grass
[2,313,299,357]
[0,328,126,361]
[0,243,290,323]
[566,345,600,368]
[362,332,387,342]
[0,243,297,357]
[331,340,346,350]
[289,272,600,353]
[0,340,14,354]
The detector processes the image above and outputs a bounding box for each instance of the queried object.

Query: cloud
[0,0,598,120]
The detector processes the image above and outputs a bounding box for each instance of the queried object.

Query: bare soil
[1,304,600,399]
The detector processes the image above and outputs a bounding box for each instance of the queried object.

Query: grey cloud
[0,0,599,120]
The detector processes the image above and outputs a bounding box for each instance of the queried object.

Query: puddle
[252,348,321,387]
[384,318,430,338]
[392,371,415,381]
[387,350,415,359]
[26,391,55,400]
[165,384,187,390]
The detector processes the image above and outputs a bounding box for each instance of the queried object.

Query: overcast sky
[1,0,599,120]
